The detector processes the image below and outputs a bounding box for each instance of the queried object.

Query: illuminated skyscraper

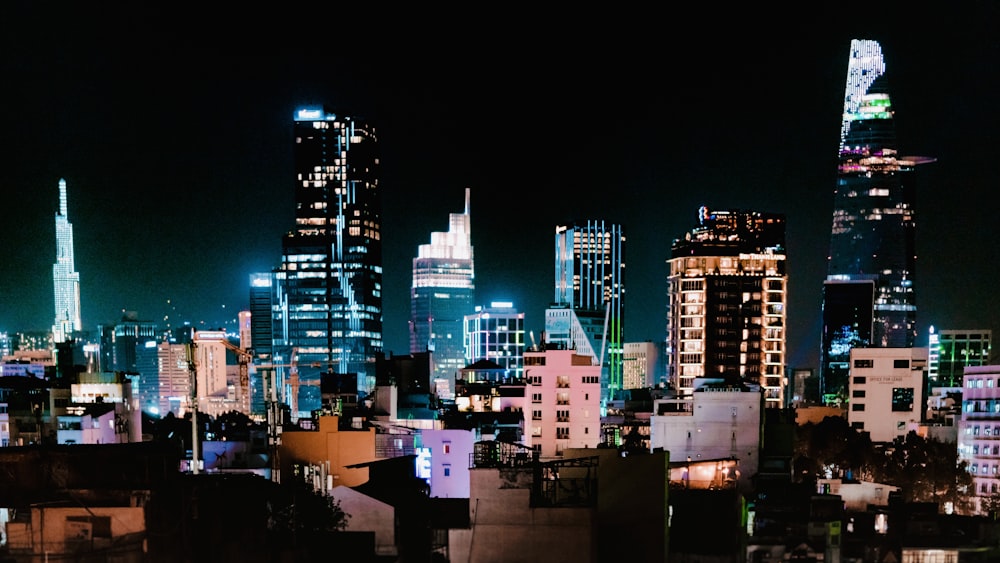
[272,107,382,414]
[464,301,525,380]
[409,188,475,398]
[52,178,82,343]
[546,220,624,404]
[666,207,787,407]
[928,327,992,388]
[820,39,934,400]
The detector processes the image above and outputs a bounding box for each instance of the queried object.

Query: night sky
[2,8,999,370]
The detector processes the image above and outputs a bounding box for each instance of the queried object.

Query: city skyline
[3,12,1000,372]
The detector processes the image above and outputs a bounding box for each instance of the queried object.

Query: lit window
[442,442,451,454]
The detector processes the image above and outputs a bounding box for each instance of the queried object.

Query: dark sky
[2,7,999,370]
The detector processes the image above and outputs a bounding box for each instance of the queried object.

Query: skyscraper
[666,206,787,407]
[546,220,625,404]
[52,178,82,344]
[409,188,475,398]
[272,107,382,415]
[464,301,525,380]
[820,39,934,400]
[928,327,992,388]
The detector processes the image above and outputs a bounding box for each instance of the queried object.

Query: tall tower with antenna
[52,178,82,343]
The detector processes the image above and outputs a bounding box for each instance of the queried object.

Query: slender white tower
[52,178,82,343]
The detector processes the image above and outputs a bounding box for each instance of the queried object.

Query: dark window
[852,390,865,398]
[894,359,909,369]
[851,422,864,429]
[853,376,866,385]
[892,388,914,412]
[854,359,874,368]
[852,403,865,411]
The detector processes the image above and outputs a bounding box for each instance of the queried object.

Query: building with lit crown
[409,188,475,400]
[820,39,933,401]
[464,301,524,381]
[271,106,382,416]
[666,206,787,407]
[546,220,625,405]
[52,178,82,344]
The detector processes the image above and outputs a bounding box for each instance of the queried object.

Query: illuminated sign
[415,447,432,482]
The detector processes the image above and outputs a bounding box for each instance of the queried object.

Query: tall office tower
[666,206,787,407]
[409,188,475,398]
[248,273,273,416]
[820,39,933,401]
[464,301,525,380]
[622,341,664,391]
[52,178,82,344]
[547,220,625,405]
[109,312,158,373]
[928,327,992,388]
[272,107,382,415]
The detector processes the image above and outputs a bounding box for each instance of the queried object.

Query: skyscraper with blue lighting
[409,188,475,398]
[52,178,82,344]
[546,220,625,405]
[271,107,382,415]
[820,39,934,401]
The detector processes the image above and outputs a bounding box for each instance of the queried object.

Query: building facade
[271,107,382,414]
[523,348,601,458]
[846,347,927,443]
[622,341,664,391]
[666,206,787,407]
[820,39,933,401]
[464,301,524,381]
[957,365,1000,513]
[928,327,992,388]
[547,220,625,405]
[409,188,475,399]
[52,178,82,344]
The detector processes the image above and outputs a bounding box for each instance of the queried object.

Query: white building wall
[421,428,475,498]
[847,348,927,443]
[649,380,761,491]
[524,349,601,458]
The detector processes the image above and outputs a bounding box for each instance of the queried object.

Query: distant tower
[464,301,525,380]
[928,327,992,388]
[546,220,625,405]
[820,39,934,401]
[272,106,382,414]
[410,188,475,399]
[666,207,787,407]
[52,178,82,343]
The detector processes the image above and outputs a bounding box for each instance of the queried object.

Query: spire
[58,178,68,217]
[464,187,470,215]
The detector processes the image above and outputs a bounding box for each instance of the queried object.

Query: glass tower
[548,220,625,404]
[464,301,525,380]
[409,188,475,399]
[272,107,382,415]
[52,178,82,344]
[928,327,992,388]
[666,207,787,407]
[820,39,933,401]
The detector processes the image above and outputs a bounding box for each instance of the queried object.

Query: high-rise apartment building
[52,178,82,344]
[820,39,933,401]
[546,220,625,405]
[622,341,664,390]
[409,188,475,399]
[666,206,787,407]
[464,301,525,381]
[271,107,382,415]
[928,327,993,388]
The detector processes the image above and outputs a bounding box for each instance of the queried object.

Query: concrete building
[278,415,376,488]
[523,348,601,458]
[846,347,927,443]
[622,340,664,390]
[420,428,475,498]
[957,364,1000,513]
[649,377,762,495]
